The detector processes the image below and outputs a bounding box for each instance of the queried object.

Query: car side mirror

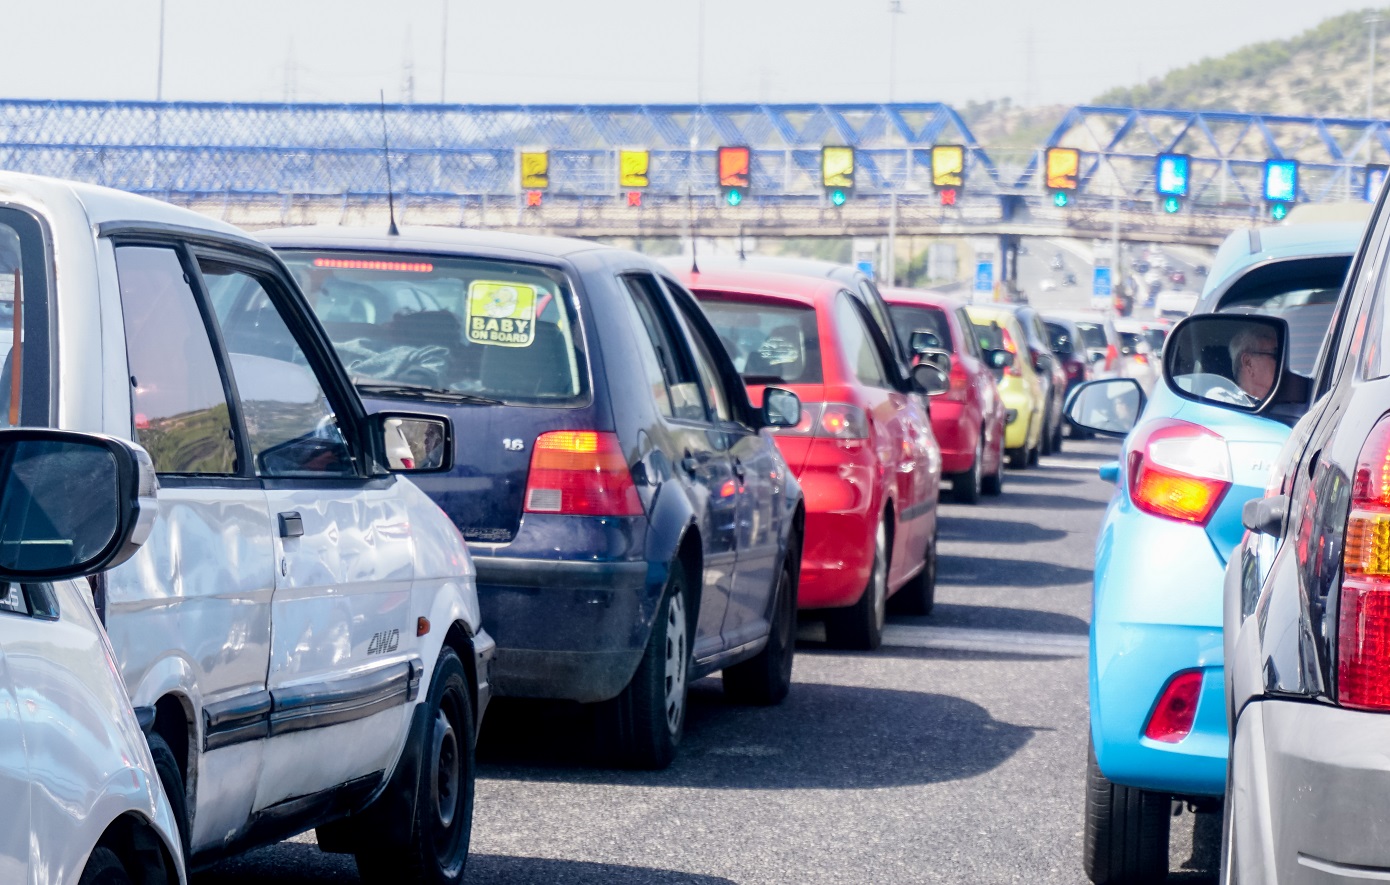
[760,387,802,428]
[373,412,453,473]
[985,349,1014,370]
[911,362,950,395]
[0,429,158,581]
[909,330,943,355]
[1064,378,1146,437]
[915,348,952,375]
[1161,314,1290,414]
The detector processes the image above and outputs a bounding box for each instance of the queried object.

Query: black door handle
[278,511,304,538]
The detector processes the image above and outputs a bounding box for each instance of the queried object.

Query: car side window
[201,260,357,479]
[835,293,889,389]
[114,245,239,475]
[622,274,706,422]
[676,306,732,423]
[956,308,982,359]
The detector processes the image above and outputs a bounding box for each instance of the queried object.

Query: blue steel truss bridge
[0,100,1386,245]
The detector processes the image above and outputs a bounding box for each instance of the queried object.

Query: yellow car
[966,305,1045,468]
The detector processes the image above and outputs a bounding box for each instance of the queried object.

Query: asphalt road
[194,437,1219,885]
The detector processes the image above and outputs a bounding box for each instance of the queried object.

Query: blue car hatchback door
[262,227,806,769]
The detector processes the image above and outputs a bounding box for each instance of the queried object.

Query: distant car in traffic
[680,268,944,647]
[967,305,1046,469]
[1169,269,1187,285]
[1041,314,1093,397]
[1154,289,1199,320]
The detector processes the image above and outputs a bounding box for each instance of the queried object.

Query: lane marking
[881,624,1088,657]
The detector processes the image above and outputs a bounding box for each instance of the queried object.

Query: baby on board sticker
[467,281,538,347]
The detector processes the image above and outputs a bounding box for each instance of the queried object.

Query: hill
[1095,7,1390,117]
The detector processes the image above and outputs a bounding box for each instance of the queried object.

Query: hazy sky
[0,0,1375,107]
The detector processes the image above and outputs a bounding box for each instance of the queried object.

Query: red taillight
[523,431,642,517]
[1104,343,1118,372]
[1144,669,1204,743]
[1127,419,1232,525]
[1338,418,1390,710]
[940,359,969,402]
[1002,328,1022,377]
[776,402,869,440]
[1065,359,1086,383]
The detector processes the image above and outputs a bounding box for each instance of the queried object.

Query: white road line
[880,624,1088,657]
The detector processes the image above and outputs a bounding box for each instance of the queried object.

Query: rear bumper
[472,556,659,703]
[930,399,977,475]
[798,509,876,609]
[1232,699,1390,882]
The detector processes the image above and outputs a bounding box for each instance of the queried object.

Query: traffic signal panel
[931,145,965,189]
[823,146,854,205]
[718,146,751,206]
[619,149,649,189]
[1044,148,1080,192]
[520,150,549,190]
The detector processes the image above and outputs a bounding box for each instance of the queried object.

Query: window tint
[695,295,823,385]
[678,310,732,422]
[855,280,904,372]
[956,309,982,359]
[203,262,355,478]
[1074,322,1109,352]
[0,222,27,428]
[835,294,888,388]
[622,274,705,422]
[888,304,953,355]
[1214,256,1351,375]
[1044,321,1075,355]
[115,246,238,475]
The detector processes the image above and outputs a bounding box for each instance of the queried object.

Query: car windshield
[276,250,587,406]
[694,295,823,385]
[1213,255,1351,374]
[888,304,954,354]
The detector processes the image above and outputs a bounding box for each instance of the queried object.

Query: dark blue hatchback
[262,227,805,768]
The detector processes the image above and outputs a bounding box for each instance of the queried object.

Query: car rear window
[277,250,587,406]
[972,321,1005,352]
[1043,321,1076,355]
[1073,322,1109,351]
[694,294,823,385]
[888,304,954,354]
[1213,255,1351,375]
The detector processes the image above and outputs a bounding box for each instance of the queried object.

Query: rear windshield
[694,295,823,385]
[276,250,587,406]
[972,321,1005,352]
[1073,322,1109,351]
[1213,256,1351,375]
[1043,321,1076,355]
[889,305,953,354]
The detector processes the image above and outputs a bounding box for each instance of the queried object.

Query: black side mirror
[1064,378,1146,437]
[761,387,802,428]
[373,412,454,473]
[0,429,158,581]
[1161,314,1290,413]
[909,329,943,355]
[911,362,950,395]
[985,349,1014,370]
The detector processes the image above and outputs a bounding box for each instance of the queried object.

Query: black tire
[601,562,691,769]
[1051,411,1065,453]
[982,437,1005,495]
[888,527,936,616]
[825,517,888,650]
[78,848,135,885]
[723,540,798,705]
[1084,740,1171,884]
[1006,446,1028,470]
[952,436,983,504]
[147,733,190,861]
[1028,435,1041,467]
[355,647,476,885]
[1041,412,1056,455]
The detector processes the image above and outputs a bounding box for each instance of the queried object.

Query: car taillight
[523,430,642,517]
[1002,329,1022,377]
[1065,359,1086,383]
[775,402,869,440]
[1104,343,1118,372]
[1144,669,1204,743]
[1338,417,1390,711]
[941,359,969,402]
[1126,419,1232,525]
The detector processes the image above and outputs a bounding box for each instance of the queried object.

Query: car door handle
[278,511,304,538]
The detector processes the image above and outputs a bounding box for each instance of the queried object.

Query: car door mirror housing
[372,412,454,473]
[985,349,1015,370]
[1064,378,1146,437]
[0,429,158,582]
[1161,314,1292,414]
[760,387,803,428]
[915,348,952,375]
[910,362,950,395]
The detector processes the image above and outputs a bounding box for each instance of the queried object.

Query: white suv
[0,172,493,883]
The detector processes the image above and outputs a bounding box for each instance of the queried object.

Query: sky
[0,0,1376,108]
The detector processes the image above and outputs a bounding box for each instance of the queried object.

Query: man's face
[1237,335,1279,400]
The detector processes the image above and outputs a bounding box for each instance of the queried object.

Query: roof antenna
[379,89,400,236]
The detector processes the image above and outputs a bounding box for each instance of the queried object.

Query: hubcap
[430,707,460,829]
[663,591,688,736]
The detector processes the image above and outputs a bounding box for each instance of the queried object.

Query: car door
[666,283,782,648]
[0,587,28,885]
[104,240,276,851]
[621,272,738,661]
[198,254,418,811]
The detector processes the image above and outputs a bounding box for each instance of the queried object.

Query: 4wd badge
[466,281,538,347]
[367,629,400,655]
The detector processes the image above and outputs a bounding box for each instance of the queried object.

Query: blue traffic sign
[975,262,993,292]
[856,260,874,279]
[1093,266,1112,297]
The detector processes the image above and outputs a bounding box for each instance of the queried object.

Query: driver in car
[1229,326,1279,402]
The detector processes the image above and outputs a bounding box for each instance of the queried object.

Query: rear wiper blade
[355,382,503,406]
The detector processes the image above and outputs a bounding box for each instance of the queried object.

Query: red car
[883,289,1008,503]
[680,269,942,649]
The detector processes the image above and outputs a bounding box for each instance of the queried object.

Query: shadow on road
[938,553,1093,588]
[937,516,1070,545]
[993,470,1086,487]
[478,679,1034,789]
[901,602,1089,635]
[979,489,1108,511]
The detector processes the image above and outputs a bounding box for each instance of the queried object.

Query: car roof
[1205,221,1365,296]
[257,224,610,262]
[677,268,844,307]
[879,287,966,311]
[668,254,869,284]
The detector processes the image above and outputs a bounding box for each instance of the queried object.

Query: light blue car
[1067,222,1365,885]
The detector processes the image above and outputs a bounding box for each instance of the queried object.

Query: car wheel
[147,732,190,861]
[888,527,936,616]
[953,436,983,504]
[355,647,476,885]
[1084,739,1170,884]
[723,539,798,705]
[78,848,134,885]
[1041,412,1056,455]
[982,435,1005,495]
[602,562,690,769]
[1028,434,1041,467]
[826,517,887,650]
[1051,413,1065,453]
